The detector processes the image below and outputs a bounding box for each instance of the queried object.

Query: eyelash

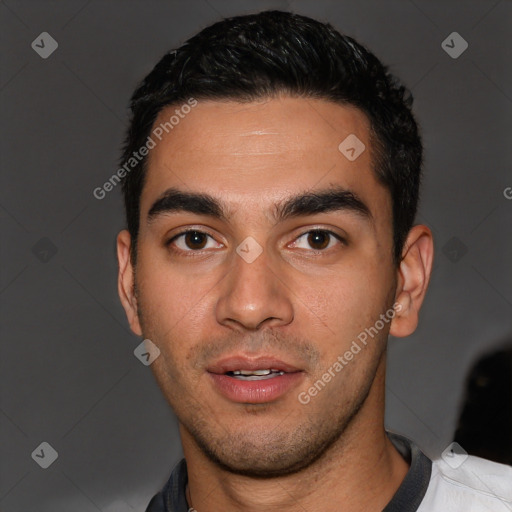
[165,228,346,256]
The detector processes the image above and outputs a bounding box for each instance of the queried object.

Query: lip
[207,354,304,404]
[207,355,301,374]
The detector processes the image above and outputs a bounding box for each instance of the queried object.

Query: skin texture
[117,97,434,511]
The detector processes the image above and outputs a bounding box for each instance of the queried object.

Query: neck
[182,358,409,512]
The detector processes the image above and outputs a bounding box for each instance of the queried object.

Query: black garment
[146,432,432,512]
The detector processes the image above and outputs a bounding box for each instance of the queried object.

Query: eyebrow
[147,186,373,226]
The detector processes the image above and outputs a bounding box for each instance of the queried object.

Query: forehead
[140,97,388,224]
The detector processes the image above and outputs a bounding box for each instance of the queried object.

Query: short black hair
[120,9,423,267]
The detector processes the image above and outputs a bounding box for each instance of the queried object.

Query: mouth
[207,355,304,403]
[225,369,286,380]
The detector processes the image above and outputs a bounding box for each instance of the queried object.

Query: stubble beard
[133,277,388,479]
[178,353,383,479]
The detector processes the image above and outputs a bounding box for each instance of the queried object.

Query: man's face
[126,97,398,476]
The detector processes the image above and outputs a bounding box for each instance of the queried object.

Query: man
[116,10,512,512]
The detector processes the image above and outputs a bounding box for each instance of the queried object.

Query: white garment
[418,455,512,511]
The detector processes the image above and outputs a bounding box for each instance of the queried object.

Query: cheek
[307,265,392,346]
[135,257,216,333]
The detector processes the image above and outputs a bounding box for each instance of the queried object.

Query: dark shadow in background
[454,343,512,465]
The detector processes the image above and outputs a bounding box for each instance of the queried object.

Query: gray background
[1,0,511,510]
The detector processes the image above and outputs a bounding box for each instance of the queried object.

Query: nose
[215,245,294,331]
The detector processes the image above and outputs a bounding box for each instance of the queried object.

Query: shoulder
[418,454,512,511]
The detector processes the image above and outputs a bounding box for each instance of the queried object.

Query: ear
[389,225,434,338]
[117,230,143,336]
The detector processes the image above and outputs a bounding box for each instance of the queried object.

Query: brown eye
[167,230,224,253]
[291,229,344,251]
[183,231,208,249]
[307,231,331,250]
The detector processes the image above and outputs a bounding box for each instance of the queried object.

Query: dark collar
[383,432,432,511]
[146,432,432,512]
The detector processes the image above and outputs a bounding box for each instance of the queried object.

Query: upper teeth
[232,369,281,375]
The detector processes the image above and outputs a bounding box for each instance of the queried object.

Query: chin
[189,420,346,479]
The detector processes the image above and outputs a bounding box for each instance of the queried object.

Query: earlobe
[116,230,143,336]
[389,225,434,338]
